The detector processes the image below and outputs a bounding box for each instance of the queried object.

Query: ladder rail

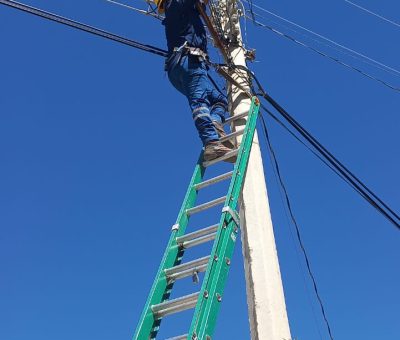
[188,97,260,339]
[134,97,260,340]
[133,160,206,339]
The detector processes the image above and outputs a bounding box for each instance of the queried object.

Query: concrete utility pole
[215,2,292,339]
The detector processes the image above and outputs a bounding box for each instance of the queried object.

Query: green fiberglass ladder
[134,97,260,340]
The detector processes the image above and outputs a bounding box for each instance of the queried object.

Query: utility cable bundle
[2,0,397,229]
[0,0,168,57]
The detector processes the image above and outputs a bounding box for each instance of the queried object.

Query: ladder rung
[219,128,245,143]
[194,171,233,190]
[151,292,199,318]
[186,196,226,215]
[176,224,218,249]
[165,256,210,281]
[166,335,188,340]
[181,232,217,249]
[202,149,239,168]
[224,111,248,125]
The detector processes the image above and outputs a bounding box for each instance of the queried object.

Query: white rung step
[186,196,226,215]
[165,256,210,281]
[176,224,219,249]
[219,128,244,143]
[151,292,199,318]
[194,171,233,190]
[224,111,248,125]
[165,335,188,340]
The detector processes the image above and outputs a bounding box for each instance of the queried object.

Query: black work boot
[203,141,237,163]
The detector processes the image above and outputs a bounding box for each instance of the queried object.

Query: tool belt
[184,45,209,62]
[165,42,208,71]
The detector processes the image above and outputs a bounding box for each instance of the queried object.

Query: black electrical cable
[0,0,168,57]
[259,113,335,340]
[222,63,400,230]
[247,71,400,230]
[247,15,400,93]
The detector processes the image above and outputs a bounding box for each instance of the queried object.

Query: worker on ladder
[155,0,236,162]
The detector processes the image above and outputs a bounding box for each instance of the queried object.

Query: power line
[246,16,400,93]
[5,0,398,230]
[244,0,400,77]
[0,0,168,57]
[245,69,400,230]
[104,0,162,20]
[247,8,400,79]
[343,0,400,29]
[259,113,334,340]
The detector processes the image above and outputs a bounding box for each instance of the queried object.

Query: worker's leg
[167,54,218,145]
[183,56,220,145]
[208,87,228,125]
[167,55,236,161]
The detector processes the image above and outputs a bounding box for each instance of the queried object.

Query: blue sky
[1,1,399,339]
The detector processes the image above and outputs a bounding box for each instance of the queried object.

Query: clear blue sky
[1,1,399,339]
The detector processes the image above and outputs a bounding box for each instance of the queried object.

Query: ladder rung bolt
[216,293,222,302]
[203,291,209,299]
[225,258,231,265]
[214,255,218,262]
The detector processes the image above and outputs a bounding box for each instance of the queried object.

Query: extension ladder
[134,97,260,340]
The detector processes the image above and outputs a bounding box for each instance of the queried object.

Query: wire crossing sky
[0,0,399,340]
[343,0,400,28]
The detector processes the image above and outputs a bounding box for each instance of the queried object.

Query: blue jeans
[167,54,228,145]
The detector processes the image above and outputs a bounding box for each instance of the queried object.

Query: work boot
[213,121,235,149]
[203,141,237,163]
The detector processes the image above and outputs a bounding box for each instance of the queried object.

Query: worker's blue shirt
[162,0,207,55]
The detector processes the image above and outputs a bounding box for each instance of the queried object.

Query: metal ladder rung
[186,196,226,215]
[151,292,199,318]
[224,111,248,125]
[165,256,210,281]
[181,232,217,249]
[176,224,218,249]
[202,149,239,168]
[194,171,233,190]
[166,335,188,340]
[219,128,245,143]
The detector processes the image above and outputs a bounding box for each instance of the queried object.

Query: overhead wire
[246,69,400,230]
[225,62,400,230]
[3,1,399,336]
[259,124,325,340]
[4,0,398,231]
[244,0,400,77]
[247,8,400,79]
[245,16,400,93]
[104,0,162,20]
[343,0,400,29]
[0,0,168,57]
[259,112,334,340]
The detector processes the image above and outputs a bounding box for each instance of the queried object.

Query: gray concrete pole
[216,2,292,339]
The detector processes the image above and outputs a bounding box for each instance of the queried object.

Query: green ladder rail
[134,97,260,340]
